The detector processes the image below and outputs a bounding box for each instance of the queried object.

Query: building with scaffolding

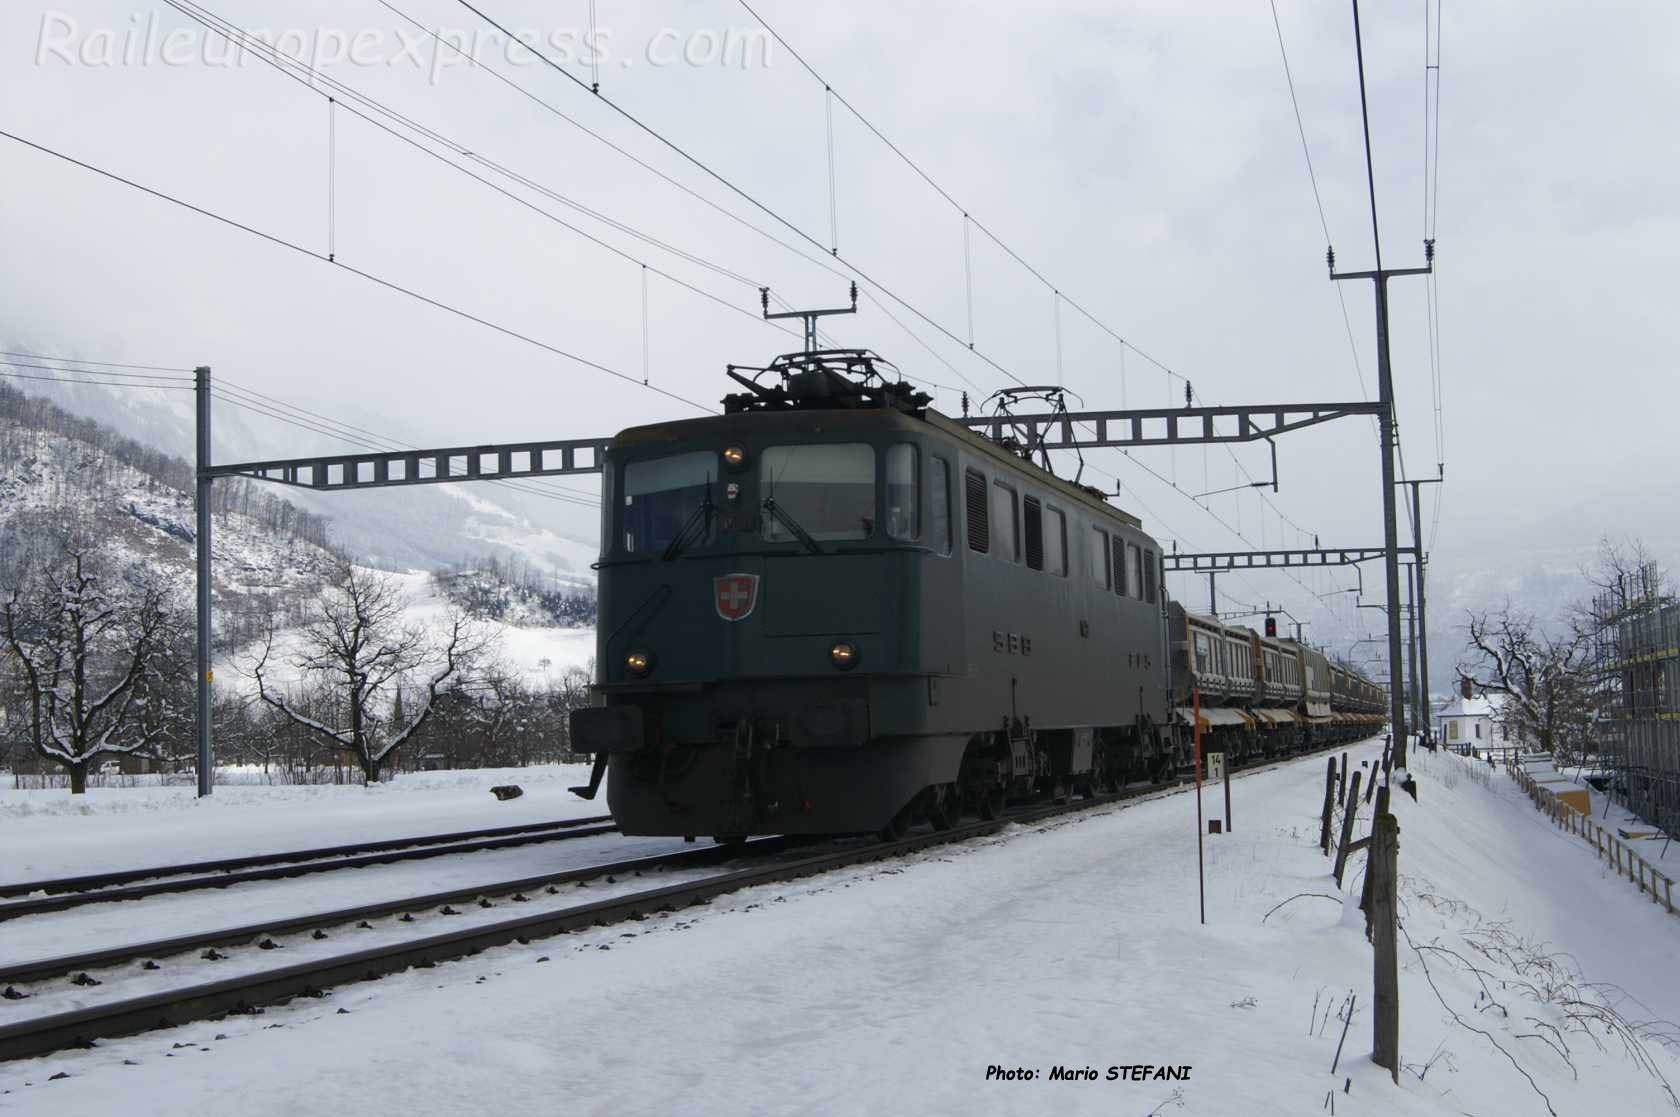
[1593,563,1680,834]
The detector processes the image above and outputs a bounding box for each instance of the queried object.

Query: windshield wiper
[662,491,716,561]
[761,498,824,555]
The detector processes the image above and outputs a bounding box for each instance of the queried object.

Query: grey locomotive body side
[573,405,1177,839]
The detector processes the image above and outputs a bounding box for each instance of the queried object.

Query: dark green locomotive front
[570,354,1177,839]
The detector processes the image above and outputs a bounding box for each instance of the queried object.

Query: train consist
[571,349,1386,841]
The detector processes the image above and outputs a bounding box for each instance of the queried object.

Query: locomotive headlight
[722,445,748,469]
[625,649,655,677]
[829,641,860,670]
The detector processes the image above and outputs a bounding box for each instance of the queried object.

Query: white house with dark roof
[1435,679,1509,754]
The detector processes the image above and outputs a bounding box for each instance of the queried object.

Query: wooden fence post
[1321,756,1339,856]
[1339,752,1349,804]
[1334,771,1364,887]
[1371,810,1401,1084]
[1359,785,1391,926]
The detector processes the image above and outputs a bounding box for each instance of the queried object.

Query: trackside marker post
[1195,686,1206,925]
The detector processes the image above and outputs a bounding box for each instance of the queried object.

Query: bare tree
[0,542,179,793]
[1459,602,1595,764]
[247,561,487,785]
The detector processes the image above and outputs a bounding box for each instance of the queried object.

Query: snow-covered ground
[0,764,608,885]
[7,742,1680,1114]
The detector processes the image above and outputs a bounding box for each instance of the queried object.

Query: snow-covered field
[6,744,1680,1115]
[0,764,608,884]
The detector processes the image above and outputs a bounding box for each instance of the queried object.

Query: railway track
[0,739,1375,1064]
[0,815,618,921]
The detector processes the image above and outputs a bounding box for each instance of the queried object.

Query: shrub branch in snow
[1401,883,1680,1114]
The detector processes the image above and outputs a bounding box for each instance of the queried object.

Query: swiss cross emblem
[714,573,759,622]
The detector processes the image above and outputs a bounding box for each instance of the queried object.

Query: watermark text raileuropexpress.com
[32,11,775,84]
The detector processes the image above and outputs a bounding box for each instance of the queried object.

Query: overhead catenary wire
[725,0,1345,609]
[1265,0,1375,427]
[347,0,1344,616]
[0,367,193,391]
[24,5,1345,632]
[371,0,860,294]
[448,0,1042,397]
[157,0,806,351]
[0,351,193,374]
[0,358,192,383]
[0,127,716,417]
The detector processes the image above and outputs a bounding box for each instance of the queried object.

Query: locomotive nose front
[569,423,932,837]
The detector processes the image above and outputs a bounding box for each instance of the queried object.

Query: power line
[0,358,192,383]
[0,350,193,374]
[0,127,716,416]
[1265,0,1374,419]
[371,0,860,290]
[157,0,809,351]
[450,0,1043,396]
[728,0,1344,596]
[0,366,192,391]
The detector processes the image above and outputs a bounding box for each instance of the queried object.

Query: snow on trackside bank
[6,743,1680,1115]
[0,764,606,885]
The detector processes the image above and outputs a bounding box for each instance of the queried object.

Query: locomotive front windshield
[623,450,715,555]
[761,443,876,542]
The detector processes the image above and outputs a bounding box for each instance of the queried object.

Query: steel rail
[0,819,618,922]
[0,816,615,900]
[0,841,771,987]
[0,738,1372,1063]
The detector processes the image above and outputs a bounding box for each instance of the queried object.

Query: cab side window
[929,458,952,555]
[885,444,920,542]
[992,482,1020,562]
[1045,508,1067,576]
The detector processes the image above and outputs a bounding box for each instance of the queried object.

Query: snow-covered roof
[1436,694,1495,719]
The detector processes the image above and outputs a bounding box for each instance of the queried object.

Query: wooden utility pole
[1334,772,1363,887]
[1194,687,1206,925]
[1320,756,1339,855]
[1370,809,1401,1083]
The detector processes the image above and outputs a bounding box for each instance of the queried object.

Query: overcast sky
[3,0,1676,670]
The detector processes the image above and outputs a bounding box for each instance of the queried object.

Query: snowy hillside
[0,385,597,701]
[2,370,604,585]
[0,398,340,629]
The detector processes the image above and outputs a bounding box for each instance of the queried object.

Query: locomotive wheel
[878,803,913,842]
[978,782,1006,821]
[928,783,961,831]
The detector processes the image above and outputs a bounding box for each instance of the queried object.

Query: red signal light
[1264,616,1277,638]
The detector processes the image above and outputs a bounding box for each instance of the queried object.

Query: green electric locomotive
[569,350,1181,840]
